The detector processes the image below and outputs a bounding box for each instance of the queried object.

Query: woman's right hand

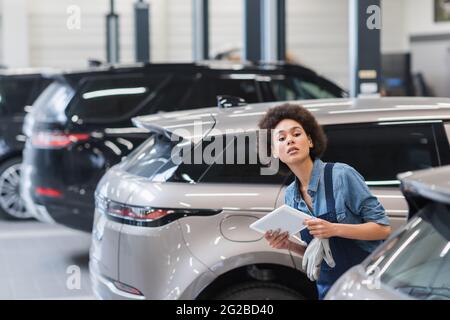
[264,229,290,250]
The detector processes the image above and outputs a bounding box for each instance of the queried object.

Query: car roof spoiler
[132,112,216,144]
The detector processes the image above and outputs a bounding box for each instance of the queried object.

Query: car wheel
[214,281,305,300]
[0,158,32,219]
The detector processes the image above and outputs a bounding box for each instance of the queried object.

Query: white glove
[302,238,322,281]
[321,238,336,269]
[301,238,335,281]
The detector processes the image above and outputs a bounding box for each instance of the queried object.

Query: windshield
[31,80,75,123]
[267,76,341,101]
[293,78,338,99]
[365,202,450,300]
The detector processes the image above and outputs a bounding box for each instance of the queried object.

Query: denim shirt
[285,159,390,253]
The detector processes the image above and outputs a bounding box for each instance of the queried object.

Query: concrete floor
[0,216,94,299]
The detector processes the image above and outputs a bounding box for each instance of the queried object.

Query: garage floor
[0,217,94,299]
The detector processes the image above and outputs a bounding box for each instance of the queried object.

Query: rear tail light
[32,131,90,148]
[96,195,220,227]
[108,201,175,221]
[35,187,62,198]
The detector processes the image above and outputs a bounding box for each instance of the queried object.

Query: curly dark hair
[258,103,327,160]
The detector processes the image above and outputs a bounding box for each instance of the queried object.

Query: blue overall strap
[324,163,335,215]
[317,162,370,299]
[299,162,335,244]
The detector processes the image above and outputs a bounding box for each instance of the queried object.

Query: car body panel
[398,165,450,204]
[133,97,450,138]
[126,181,280,210]
[118,221,214,299]
[178,211,297,271]
[90,211,122,281]
[325,265,412,300]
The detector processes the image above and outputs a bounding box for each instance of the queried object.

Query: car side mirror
[216,95,247,108]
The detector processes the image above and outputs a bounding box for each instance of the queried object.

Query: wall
[25,0,191,67]
[287,0,349,89]
[27,0,133,68]
[406,0,450,35]
[1,0,29,68]
[381,0,408,53]
[405,0,450,96]
[379,0,450,51]
[286,0,410,89]
[0,0,436,92]
[19,0,242,67]
[210,0,243,59]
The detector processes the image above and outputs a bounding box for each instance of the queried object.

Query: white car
[90,97,450,300]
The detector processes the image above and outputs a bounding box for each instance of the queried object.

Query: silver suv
[326,165,450,300]
[90,97,450,299]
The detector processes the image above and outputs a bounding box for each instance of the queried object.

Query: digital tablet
[250,204,312,236]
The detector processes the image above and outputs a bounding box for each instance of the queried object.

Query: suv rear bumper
[89,259,146,300]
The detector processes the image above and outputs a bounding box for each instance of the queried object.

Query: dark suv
[21,61,345,231]
[0,69,52,219]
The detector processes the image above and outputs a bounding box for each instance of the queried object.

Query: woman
[258,103,391,299]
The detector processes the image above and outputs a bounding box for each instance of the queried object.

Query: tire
[214,281,305,300]
[0,157,32,220]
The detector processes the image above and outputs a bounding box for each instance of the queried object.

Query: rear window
[199,133,290,184]
[120,133,209,183]
[269,77,339,101]
[364,202,450,300]
[67,73,167,123]
[120,133,179,180]
[323,124,441,186]
[137,73,211,112]
[121,132,290,185]
[294,78,338,99]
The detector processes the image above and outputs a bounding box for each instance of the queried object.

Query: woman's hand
[304,218,338,239]
[264,229,290,250]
